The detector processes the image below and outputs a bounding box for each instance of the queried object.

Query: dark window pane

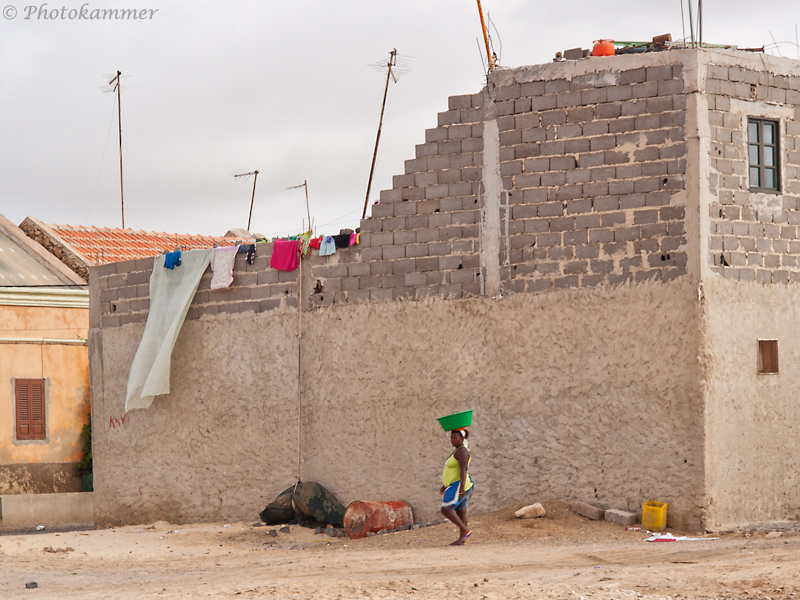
[750,167,760,187]
[749,144,760,164]
[765,168,776,189]
[764,146,775,166]
[749,121,759,142]
[763,122,774,144]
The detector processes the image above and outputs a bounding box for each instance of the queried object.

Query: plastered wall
[0,305,89,494]
[90,49,800,530]
[702,277,800,530]
[91,278,704,528]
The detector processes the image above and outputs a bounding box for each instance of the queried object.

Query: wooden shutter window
[758,340,779,374]
[15,379,46,441]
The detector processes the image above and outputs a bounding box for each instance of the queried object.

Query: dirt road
[1,503,797,599]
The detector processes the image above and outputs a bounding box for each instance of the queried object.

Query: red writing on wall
[109,414,129,428]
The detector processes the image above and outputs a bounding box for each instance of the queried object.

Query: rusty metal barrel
[343,500,413,539]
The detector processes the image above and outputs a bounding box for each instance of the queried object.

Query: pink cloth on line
[270,239,301,272]
[210,245,238,290]
[349,233,357,246]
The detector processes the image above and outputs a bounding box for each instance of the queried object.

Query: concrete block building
[90,48,800,531]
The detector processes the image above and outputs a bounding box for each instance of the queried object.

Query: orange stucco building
[0,215,89,495]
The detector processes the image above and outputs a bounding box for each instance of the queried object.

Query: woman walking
[440,428,473,545]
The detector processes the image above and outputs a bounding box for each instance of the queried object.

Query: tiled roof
[46,225,249,265]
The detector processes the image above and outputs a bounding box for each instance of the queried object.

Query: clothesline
[159,229,361,283]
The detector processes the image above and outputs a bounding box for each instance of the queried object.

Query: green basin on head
[437,410,473,431]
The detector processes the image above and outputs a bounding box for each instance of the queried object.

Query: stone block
[632,81,659,98]
[93,262,118,277]
[556,91,582,108]
[515,503,546,519]
[566,198,591,214]
[370,261,393,276]
[405,243,429,258]
[380,188,402,203]
[437,109,461,126]
[449,268,475,284]
[360,247,383,262]
[541,109,567,126]
[402,186,425,202]
[580,87,607,105]
[347,262,371,277]
[658,79,683,96]
[392,259,416,274]
[424,184,449,200]
[550,216,575,232]
[425,127,448,143]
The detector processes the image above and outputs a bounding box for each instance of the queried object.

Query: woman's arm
[455,447,469,496]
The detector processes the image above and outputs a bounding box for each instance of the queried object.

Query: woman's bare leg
[441,508,469,542]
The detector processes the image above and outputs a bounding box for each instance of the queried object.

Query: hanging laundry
[319,236,336,257]
[356,232,360,244]
[234,243,257,265]
[164,251,182,269]
[309,236,322,250]
[333,234,351,249]
[126,249,212,411]
[299,231,312,259]
[270,239,301,271]
[349,232,357,246]
[210,245,238,290]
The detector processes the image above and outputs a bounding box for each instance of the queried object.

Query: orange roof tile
[46,224,250,266]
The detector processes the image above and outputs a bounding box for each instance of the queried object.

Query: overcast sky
[0,1,798,238]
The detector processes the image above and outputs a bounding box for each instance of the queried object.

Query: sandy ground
[1,502,799,599]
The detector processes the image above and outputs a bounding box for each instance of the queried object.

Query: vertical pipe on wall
[296,252,303,482]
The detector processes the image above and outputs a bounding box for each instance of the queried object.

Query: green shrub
[76,422,92,473]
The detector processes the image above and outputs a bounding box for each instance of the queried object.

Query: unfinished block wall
[706,62,800,283]
[326,92,487,304]
[95,53,701,328]
[491,64,688,291]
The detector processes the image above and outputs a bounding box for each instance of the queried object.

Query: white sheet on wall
[125,248,212,411]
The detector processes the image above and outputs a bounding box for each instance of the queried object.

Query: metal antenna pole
[109,70,125,228]
[476,0,495,71]
[687,0,696,48]
[697,0,702,47]
[287,180,312,232]
[303,180,310,230]
[362,49,397,220]
[234,170,260,231]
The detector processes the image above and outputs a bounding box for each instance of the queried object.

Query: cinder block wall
[696,50,800,530]
[490,63,687,290]
[705,60,800,283]
[98,54,691,327]
[90,50,725,530]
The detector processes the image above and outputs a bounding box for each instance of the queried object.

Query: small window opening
[748,118,780,193]
[758,339,779,374]
[15,379,46,441]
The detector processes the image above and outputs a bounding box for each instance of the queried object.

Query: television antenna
[287,180,312,232]
[233,170,260,231]
[476,1,496,72]
[102,71,127,228]
[362,48,400,220]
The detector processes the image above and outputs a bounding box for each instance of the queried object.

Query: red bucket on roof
[343,500,413,539]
